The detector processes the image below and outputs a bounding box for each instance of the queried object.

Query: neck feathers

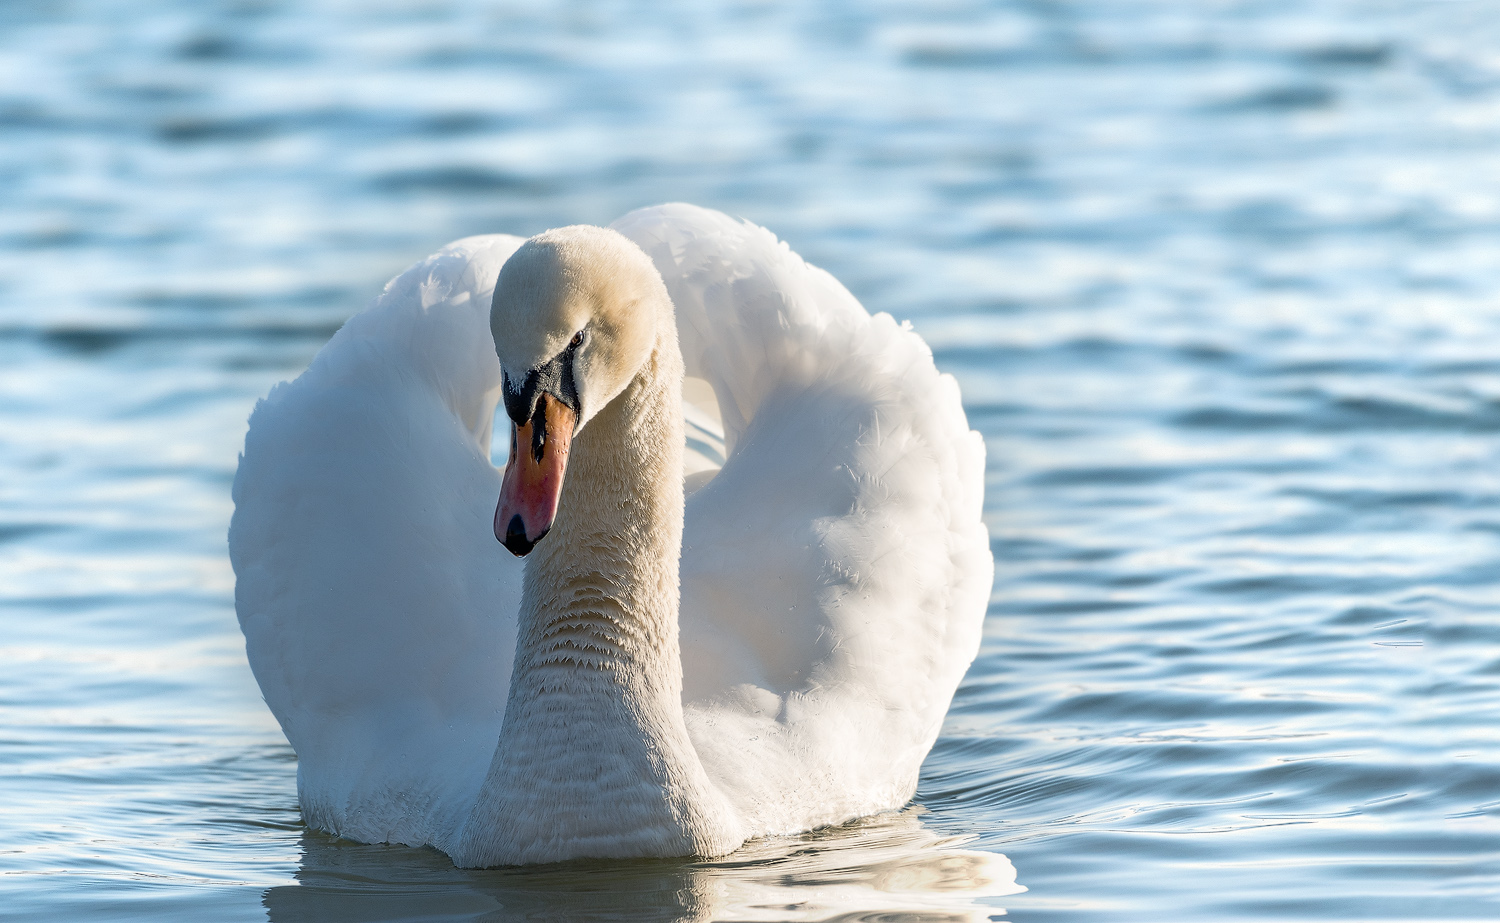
[450,308,742,867]
[519,330,684,680]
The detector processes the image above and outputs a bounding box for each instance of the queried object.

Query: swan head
[488,225,664,556]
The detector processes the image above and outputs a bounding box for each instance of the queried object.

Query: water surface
[2,1,1498,920]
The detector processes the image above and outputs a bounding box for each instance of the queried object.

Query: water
[2,0,1497,919]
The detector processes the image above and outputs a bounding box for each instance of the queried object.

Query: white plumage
[230,203,991,865]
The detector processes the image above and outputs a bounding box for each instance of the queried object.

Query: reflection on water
[265,809,1022,923]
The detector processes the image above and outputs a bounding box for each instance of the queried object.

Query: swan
[230,203,991,867]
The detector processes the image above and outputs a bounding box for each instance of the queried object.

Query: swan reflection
[262,807,1024,922]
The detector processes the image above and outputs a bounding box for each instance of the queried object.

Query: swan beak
[495,392,576,557]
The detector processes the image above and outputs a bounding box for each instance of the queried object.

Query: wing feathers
[614,205,991,836]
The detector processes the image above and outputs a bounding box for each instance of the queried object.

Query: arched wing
[230,235,526,848]
[614,206,992,836]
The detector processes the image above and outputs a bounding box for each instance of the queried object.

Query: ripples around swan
[2,0,1499,920]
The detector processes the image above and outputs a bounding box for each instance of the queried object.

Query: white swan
[230,204,991,867]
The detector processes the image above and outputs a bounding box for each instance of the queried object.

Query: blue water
[3,0,1498,919]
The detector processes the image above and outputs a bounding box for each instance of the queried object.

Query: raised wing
[229,235,526,848]
[614,205,992,837]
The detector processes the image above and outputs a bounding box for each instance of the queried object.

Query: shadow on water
[262,808,1024,923]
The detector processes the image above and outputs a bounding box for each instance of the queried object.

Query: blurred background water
[2,0,1499,920]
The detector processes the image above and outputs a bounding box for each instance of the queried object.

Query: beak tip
[500,513,545,557]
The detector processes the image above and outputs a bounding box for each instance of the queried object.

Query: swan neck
[452,305,741,865]
[520,320,685,679]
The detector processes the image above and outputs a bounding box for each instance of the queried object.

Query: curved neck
[452,306,739,866]
[520,325,686,685]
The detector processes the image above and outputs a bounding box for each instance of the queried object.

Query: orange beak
[495,392,576,556]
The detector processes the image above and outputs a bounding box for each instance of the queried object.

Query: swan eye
[568,330,585,351]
